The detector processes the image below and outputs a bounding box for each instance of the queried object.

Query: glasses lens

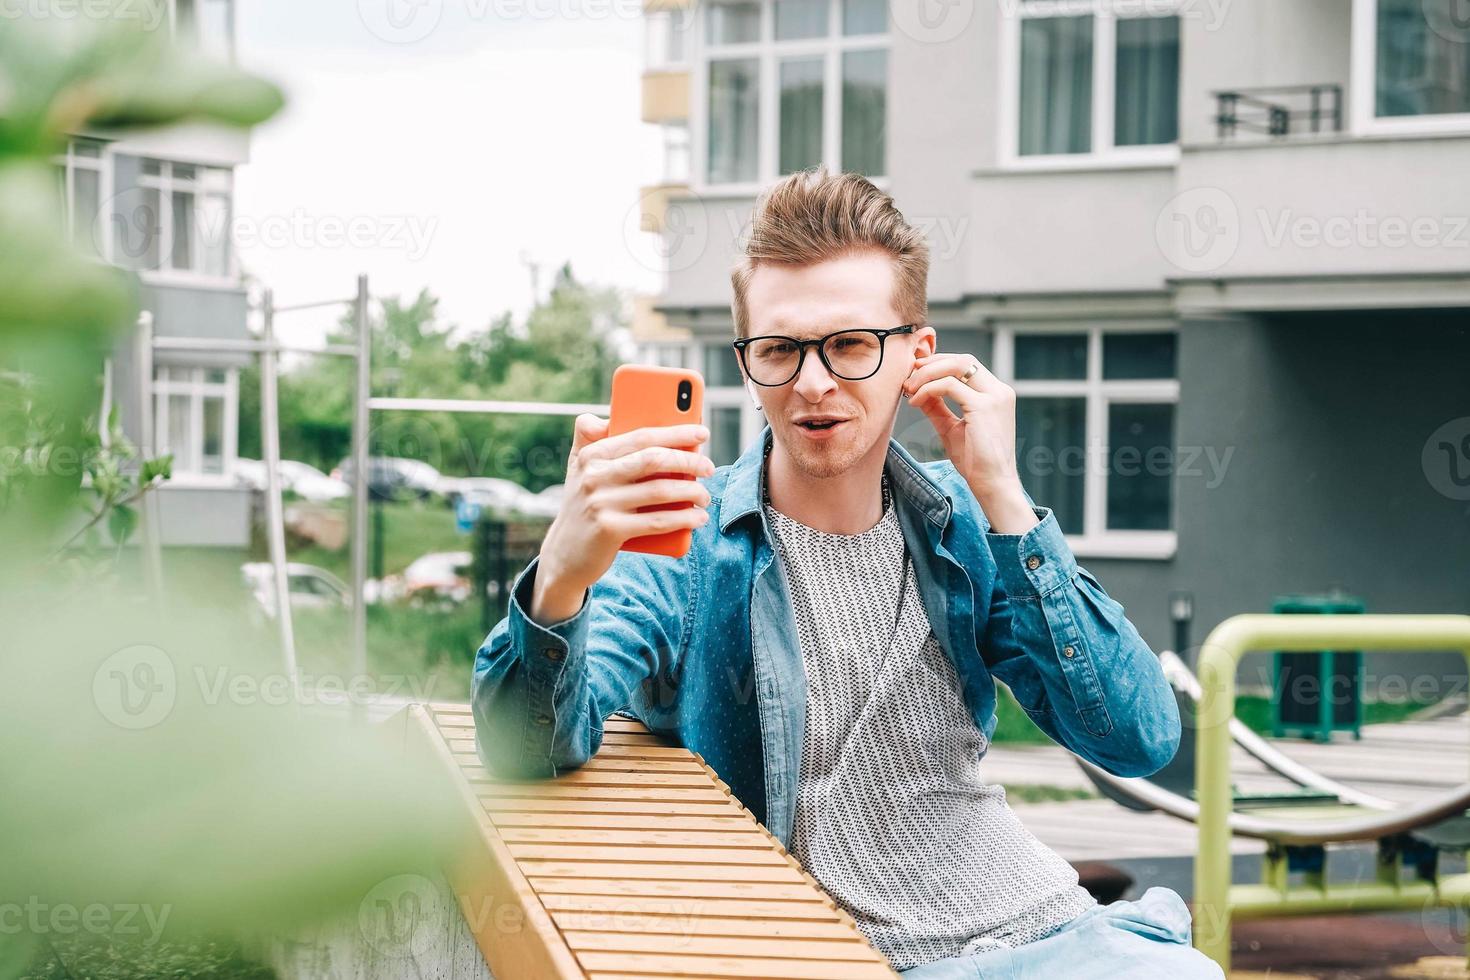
[823,331,883,379]
[746,336,801,385]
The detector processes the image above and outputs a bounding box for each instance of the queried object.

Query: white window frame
[998,0,1181,172]
[692,0,890,196]
[1350,0,1470,137]
[55,138,113,262]
[994,322,1178,559]
[134,158,237,288]
[645,6,694,71]
[153,365,239,487]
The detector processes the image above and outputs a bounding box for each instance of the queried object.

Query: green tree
[242,262,622,490]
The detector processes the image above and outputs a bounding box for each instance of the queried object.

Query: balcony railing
[1213,85,1343,140]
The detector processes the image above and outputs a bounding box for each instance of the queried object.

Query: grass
[21,935,275,980]
[286,498,469,581]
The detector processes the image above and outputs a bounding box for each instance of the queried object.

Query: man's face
[740,248,936,480]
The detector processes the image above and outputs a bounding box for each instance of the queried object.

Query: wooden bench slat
[564,930,887,963]
[418,706,897,978]
[520,862,804,883]
[480,785,731,804]
[482,798,747,817]
[530,878,834,902]
[554,911,858,941]
[576,951,895,979]
[506,845,789,866]
[539,895,842,922]
[498,828,775,849]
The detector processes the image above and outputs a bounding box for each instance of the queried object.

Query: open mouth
[797,419,846,431]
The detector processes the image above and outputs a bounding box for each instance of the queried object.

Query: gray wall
[1078,310,1470,694]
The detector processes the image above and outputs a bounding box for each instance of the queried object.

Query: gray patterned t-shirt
[764,490,1097,971]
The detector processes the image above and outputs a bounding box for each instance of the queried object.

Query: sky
[231,0,665,350]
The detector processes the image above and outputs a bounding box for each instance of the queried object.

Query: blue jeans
[898,887,1226,979]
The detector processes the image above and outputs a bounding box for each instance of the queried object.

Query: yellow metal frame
[1192,613,1470,969]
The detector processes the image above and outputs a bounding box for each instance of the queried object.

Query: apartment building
[631,0,1470,676]
[56,0,254,547]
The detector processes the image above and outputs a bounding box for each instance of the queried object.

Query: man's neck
[764,437,890,534]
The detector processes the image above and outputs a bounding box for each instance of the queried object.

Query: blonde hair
[730,167,929,338]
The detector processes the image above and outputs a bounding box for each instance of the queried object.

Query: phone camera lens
[677,380,692,411]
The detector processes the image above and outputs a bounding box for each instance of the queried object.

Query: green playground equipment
[1072,613,1470,972]
[1197,614,1470,969]
[1271,593,1365,742]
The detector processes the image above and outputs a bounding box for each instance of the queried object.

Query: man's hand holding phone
[529,415,714,627]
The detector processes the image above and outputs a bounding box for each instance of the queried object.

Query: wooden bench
[410,701,899,979]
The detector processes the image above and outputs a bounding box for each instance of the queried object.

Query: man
[472,168,1223,978]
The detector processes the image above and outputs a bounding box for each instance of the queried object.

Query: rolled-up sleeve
[471,548,690,780]
[981,506,1180,778]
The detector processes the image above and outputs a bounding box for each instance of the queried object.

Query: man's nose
[793,347,838,399]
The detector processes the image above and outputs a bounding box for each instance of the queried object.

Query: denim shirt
[471,424,1181,849]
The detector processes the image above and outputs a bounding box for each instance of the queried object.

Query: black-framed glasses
[732,325,915,387]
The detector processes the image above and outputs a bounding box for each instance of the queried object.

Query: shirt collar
[718,423,953,533]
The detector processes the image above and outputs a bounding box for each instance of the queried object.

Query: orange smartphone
[607,363,706,559]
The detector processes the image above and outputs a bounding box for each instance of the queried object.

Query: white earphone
[747,379,763,411]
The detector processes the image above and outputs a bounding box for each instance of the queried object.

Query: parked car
[236,459,351,503]
[241,561,351,619]
[517,482,564,519]
[402,551,473,604]
[332,456,440,501]
[460,478,534,513]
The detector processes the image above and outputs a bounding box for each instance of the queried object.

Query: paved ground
[986,714,1470,978]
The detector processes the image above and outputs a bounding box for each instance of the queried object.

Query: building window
[645,6,693,70]
[153,365,238,480]
[1006,2,1179,165]
[700,0,889,188]
[663,123,692,183]
[122,158,233,280]
[54,138,108,259]
[703,342,745,387]
[708,405,745,466]
[175,0,235,60]
[1375,0,1470,118]
[998,325,1178,558]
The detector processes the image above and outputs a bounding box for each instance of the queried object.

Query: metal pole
[260,289,300,697]
[349,274,371,708]
[133,312,165,605]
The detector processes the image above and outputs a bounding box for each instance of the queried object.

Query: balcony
[1212,85,1343,141]
[641,69,690,126]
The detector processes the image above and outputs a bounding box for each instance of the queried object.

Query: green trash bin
[1271,592,1365,742]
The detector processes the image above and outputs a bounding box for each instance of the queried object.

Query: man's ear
[913,325,938,361]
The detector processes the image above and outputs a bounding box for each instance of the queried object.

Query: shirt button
[1025,555,1042,571]
[1063,645,1076,658]
[543,646,564,662]
[533,714,552,726]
